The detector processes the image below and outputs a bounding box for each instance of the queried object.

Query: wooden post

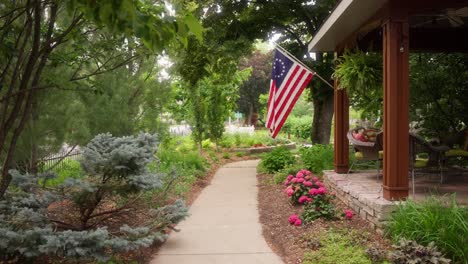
[333,52,349,173]
[382,16,410,200]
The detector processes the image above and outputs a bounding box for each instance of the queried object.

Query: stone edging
[233,142,296,154]
[323,170,399,233]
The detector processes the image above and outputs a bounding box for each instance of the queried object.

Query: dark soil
[257,172,392,264]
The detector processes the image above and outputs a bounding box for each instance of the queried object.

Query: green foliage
[303,231,372,264]
[365,247,388,264]
[220,131,290,148]
[70,0,202,51]
[273,164,305,184]
[259,147,295,173]
[202,139,215,150]
[301,195,337,222]
[299,145,334,175]
[42,159,84,187]
[236,50,273,124]
[0,134,188,261]
[333,50,383,119]
[235,152,245,157]
[284,116,313,140]
[388,239,451,264]
[385,196,467,262]
[153,141,208,197]
[222,152,231,159]
[410,54,468,137]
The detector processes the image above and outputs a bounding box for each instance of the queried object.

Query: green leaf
[183,14,203,42]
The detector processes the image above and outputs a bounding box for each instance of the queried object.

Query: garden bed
[257,172,391,264]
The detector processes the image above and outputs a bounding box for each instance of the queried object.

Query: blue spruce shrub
[0,133,188,262]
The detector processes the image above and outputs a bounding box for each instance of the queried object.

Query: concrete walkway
[150,160,283,264]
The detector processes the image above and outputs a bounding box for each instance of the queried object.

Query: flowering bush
[302,194,337,222]
[283,169,324,205]
[284,169,354,224]
[288,214,302,226]
[344,209,354,220]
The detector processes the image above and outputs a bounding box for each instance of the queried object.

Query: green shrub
[222,152,231,159]
[235,152,244,157]
[301,195,337,222]
[284,116,312,139]
[385,196,468,263]
[259,146,295,173]
[273,163,305,184]
[202,139,215,149]
[303,231,372,264]
[388,239,450,264]
[300,144,334,175]
[219,136,235,148]
[0,134,188,262]
[234,134,242,146]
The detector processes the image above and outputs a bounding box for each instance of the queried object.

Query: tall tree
[189,0,337,143]
[237,50,273,126]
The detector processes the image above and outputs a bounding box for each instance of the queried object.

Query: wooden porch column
[382,16,410,200]
[333,51,349,173]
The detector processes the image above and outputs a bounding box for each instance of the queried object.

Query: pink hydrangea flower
[313,176,319,182]
[285,188,295,197]
[303,181,313,187]
[305,170,311,176]
[288,214,299,224]
[298,195,309,204]
[296,172,304,178]
[294,219,302,226]
[291,178,297,183]
[296,178,304,183]
[317,187,327,195]
[304,175,311,180]
[316,181,325,187]
[344,209,354,220]
[287,175,293,181]
[283,180,290,186]
[309,188,319,196]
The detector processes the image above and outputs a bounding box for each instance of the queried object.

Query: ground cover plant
[386,195,467,263]
[388,239,451,264]
[303,230,375,264]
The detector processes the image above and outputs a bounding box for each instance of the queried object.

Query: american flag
[266,48,314,138]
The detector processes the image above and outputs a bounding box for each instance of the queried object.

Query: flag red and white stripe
[266,48,314,138]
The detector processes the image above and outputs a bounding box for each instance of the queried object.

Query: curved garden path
[150,159,283,264]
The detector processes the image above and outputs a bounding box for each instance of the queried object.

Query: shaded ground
[257,172,391,264]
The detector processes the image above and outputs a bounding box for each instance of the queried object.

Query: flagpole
[274,43,334,89]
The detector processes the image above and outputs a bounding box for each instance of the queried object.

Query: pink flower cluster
[283,169,328,204]
[288,214,302,226]
[344,209,354,220]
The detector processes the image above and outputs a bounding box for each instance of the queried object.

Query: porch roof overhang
[308,0,387,52]
[309,0,468,53]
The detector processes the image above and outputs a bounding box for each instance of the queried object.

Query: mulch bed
[257,172,392,264]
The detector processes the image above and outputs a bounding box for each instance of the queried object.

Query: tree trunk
[311,93,334,144]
